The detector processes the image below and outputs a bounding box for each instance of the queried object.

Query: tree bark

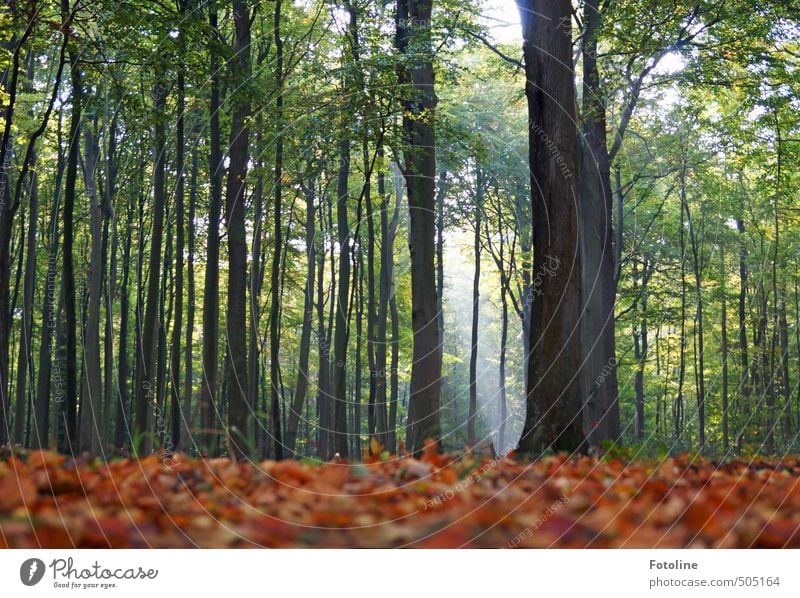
[224,0,252,459]
[199,8,223,455]
[579,0,620,448]
[133,73,167,455]
[516,0,585,454]
[396,0,442,453]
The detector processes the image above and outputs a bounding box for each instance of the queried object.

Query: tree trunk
[579,0,620,448]
[468,168,483,447]
[34,111,65,449]
[286,181,316,454]
[396,0,442,453]
[133,74,167,455]
[199,8,223,455]
[266,0,285,460]
[516,0,585,454]
[720,245,729,452]
[224,0,252,459]
[685,185,705,449]
[61,41,82,453]
[78,122,103,455]
[169,45,186,455]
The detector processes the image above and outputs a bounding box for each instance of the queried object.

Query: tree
[516,0,585,454]
[396,0,442,454]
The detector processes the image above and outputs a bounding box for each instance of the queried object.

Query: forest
[1,0,800,549]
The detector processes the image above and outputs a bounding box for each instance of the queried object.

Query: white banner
[0,549,796,597]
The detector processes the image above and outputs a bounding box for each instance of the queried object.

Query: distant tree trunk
[286,181,316,454]
[396,0,442,453]
[199,8,223,454]
[516,0,585,454]
[134,73,168,455]
[101,109,118,451]
[248,147,264,455]
[376,156,400,452]
[579,0,620,448]
[315,194,330,457]
[61,38,83,453]
[114,191,133,451]
[468,168,483,447]
[676,165,687,441]
[224,0,252,459]
[34,111,65,449]
[498,280,509,452]
[169,42,186,454]
[436,170,447,349]
[720,246,729,452]
[388,292,400,452]
[78,122,103,455]
[633,259,651,442]
[736,216,749,450]
[685,189,705,449]
[779,291,791,444]
[182,124,198,451]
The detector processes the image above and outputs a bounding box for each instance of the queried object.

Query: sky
[481,0,523,43]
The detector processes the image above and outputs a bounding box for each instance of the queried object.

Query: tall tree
[224,0,253,459]
[516,0,585,454]
[396,0,442,453]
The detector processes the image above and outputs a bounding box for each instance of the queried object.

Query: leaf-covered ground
[2,445,800,548]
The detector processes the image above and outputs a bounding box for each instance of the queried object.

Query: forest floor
[1,444,799,548]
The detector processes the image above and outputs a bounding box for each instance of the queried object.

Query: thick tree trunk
[396,0,442,453]
[516,0,585,454]
[224,0,252,459]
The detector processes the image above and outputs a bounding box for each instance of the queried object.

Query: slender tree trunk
[182,123,198,451]
[720,246,729,452]
[736,216,749,450]
[61,40,82,453]
[267,0,285,460]
[579,0,620,448]
[676,165,687,441]
[498,281,508,452]
[516,0,584,454]
[468,169,483,447]
[286,182,316,454]
[134,73,168,455]
[169,45,186,454]
[34,111,65,449]
[78,122,103,454]
[114,191,133,451]
[199,8,223,455]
